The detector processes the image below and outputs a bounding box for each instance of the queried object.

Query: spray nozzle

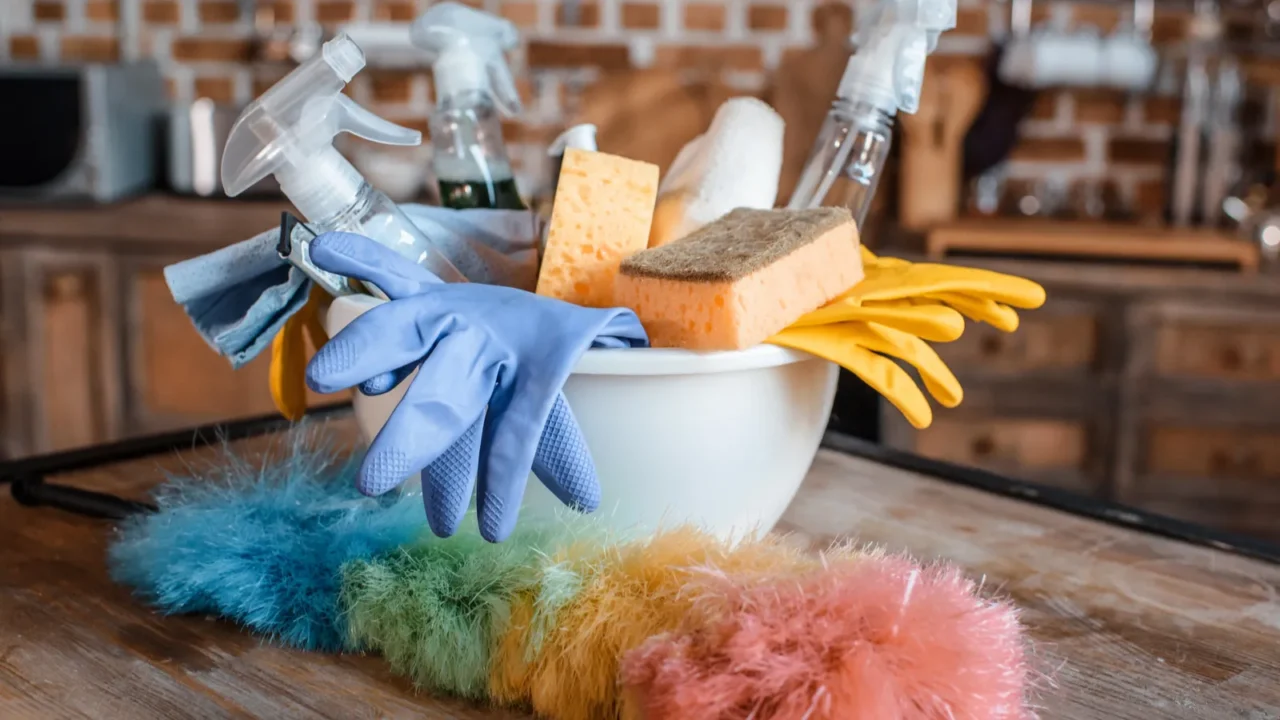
[548,124,598,156]
[839,0,957,115]
[410,2,523,116]
[222,33,422,201]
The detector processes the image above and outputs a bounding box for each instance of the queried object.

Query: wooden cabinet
[880,258,1280,542]
[0,198,345,458]
[933,297,1103,377]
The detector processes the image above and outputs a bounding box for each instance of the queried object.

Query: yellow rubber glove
[769,321,963,429]
[791,299,965,342]
[920,292,1020,332]
[853,248,1045,308]
[268,286,331,422]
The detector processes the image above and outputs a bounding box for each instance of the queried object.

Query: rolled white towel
[648,96,785,247]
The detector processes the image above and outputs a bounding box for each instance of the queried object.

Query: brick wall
[1,0,1211,215]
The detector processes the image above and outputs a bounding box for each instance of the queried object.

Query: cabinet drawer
[127,266,341,432]
[1152,311,1280,383]
[889,411,1101,495]
[1125,423,1280,542]
[935,300,1100,375]
[1144,425,1280,482]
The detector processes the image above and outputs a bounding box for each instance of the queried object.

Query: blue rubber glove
[304,231,649,542]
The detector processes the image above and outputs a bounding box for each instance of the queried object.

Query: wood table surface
[2,421,1278,719]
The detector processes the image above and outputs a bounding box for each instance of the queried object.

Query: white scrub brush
[648,97,785,248]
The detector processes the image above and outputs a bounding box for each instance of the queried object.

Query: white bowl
[325,295,839,541]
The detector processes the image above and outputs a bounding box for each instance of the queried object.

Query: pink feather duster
[620,552,1036,720]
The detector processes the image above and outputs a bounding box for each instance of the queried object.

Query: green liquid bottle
[415,4,527,211]
[437,175,526,211]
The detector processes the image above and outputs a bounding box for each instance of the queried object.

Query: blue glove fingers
[309,232,441,300]
[475,389,558,543]
[306,303,456,394]
[530,393,600,513]
[596,309,650,348]
[359,329,497,496]
[359,364,417,396]
[421,414,483,538]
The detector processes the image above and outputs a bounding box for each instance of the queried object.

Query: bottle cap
[548,124,598,156]
[411,2,523,115]
[837,0,957,114]
[221,33,423,222]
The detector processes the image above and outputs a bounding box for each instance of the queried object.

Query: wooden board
[927,220,1262,272]
[2,419,1279,718]
[0,196,290,252]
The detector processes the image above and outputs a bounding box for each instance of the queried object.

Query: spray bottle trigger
[332,94,423,147]
[486,56,523,116]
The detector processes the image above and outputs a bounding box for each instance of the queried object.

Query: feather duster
[620,551,1035,720]
[108,428,423,652]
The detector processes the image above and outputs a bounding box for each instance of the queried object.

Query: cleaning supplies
[304,232,649,543]
[411,2,526,210]
[163,229,311,369]
[108,435,1036,719]
[766,249,1047,429]
[536,148,660,308]
[648,98,785,248]
[220,33,469,285]
[541,124,600,253]
[614,207,865,350]
[770,322,960,429]
[787,0,956,225]
[547,123,599,198]
[269,285,331,422]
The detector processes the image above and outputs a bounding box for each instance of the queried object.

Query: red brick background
[1,0,1234,212]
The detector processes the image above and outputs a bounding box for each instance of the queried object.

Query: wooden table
[2,414,1278,719]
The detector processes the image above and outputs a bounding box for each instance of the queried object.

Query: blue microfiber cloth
[163,204,543,369]
[107,426,425,652]
[163,228,311,370]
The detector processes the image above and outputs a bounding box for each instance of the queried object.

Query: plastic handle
[331,94,422,146]
[487,54,524,116]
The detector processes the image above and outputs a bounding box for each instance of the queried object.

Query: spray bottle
[411,2,527,211]
[221,33,468,287]
[786,0,955,227]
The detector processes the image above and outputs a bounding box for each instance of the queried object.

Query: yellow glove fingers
[301,286,331,350]
[793,301,965,343]
[915,263,1046,308]
[770,326,933,429]
[838,322,963,408]
[926,292,1020,332]
[269,312,309,422]
[837,262,1047,309]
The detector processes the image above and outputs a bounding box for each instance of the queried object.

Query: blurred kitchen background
[2,0,1280,542]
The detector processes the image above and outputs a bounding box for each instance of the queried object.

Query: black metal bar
[820,432,1280,566]
[6,404,1277,566]
[11,476,157,519]
[0,402,352,485]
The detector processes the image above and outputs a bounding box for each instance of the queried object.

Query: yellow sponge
[536,149,659,308]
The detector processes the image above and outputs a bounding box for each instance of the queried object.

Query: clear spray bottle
[787,0,955,227]
[220,33,469,288]
[411,2,527,211]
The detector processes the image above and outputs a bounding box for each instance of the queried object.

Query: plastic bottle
[787,0,955,228]
[546,123,598,197]
[411,2,527,211]
[221,33,468,286]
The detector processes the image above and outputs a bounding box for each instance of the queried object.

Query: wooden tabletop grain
[2,422,1278,720]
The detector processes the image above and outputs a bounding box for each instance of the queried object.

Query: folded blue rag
[164,205,545,369]
[164,228,310,370]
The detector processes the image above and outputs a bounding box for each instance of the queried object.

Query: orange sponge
[536,148,660,308]
[614,207,864,350]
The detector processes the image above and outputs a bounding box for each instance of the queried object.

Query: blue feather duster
[108,427,425,651]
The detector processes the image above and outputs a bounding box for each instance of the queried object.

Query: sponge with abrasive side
[614,207,864,350]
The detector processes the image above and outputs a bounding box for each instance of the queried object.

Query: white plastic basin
[325,295,838,541]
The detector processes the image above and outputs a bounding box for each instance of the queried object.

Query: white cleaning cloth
[649,97,785,247]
